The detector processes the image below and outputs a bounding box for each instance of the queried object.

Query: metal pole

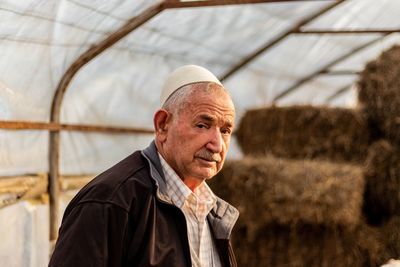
[272,34,390,102]
[219,0,345,81]
[48,2,165,243]
[0,120,154,134]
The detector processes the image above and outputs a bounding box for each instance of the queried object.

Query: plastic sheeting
[60,132,154,175]
[0,201,49,267]
[225,34,378,111]
[0,191,82,267]
[0,0,160,121]
[0,131,48,176]
[1,0,400,175]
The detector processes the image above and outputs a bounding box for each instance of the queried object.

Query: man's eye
[196,124,207,129]
[221,128,232,135]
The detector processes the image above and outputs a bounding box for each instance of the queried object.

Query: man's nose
[206,128,223,153]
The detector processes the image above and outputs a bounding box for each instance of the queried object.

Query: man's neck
[181,177,203,192]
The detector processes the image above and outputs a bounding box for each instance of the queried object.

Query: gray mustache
[195,150,222,163]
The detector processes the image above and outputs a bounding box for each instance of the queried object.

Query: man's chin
[193,169,217,181]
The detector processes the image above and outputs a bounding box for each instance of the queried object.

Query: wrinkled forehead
[190,82,235,109]
[186,84,235,120]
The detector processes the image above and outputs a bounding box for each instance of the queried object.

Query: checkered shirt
[158,153,222,267]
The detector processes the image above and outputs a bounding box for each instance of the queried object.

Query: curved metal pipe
[48,2,165,242]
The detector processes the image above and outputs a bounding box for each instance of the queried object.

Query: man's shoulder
[90,150,152,189]
[66,150,155,213]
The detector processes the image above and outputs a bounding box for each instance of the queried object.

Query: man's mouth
[195,149,222,163]
[198,157,218,163]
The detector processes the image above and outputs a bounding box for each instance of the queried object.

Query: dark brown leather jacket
[49,142,239,267]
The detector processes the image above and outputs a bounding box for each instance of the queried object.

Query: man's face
[162,84,235,182]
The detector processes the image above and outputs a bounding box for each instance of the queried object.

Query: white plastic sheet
[0,201,49,267]
[0,131,48,176]
[1,0,400,174]
[60,132,154,175]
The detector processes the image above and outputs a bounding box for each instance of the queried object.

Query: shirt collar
[158,152,217,210]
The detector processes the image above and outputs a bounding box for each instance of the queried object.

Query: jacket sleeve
[48,202,128,267]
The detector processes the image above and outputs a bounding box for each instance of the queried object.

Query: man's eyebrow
[225,121,234,128]
[199,114,234,128]
[199,114,215,122]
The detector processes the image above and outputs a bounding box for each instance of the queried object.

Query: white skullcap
[160,65,223,106]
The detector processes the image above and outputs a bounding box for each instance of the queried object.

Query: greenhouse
[1,0,400,266]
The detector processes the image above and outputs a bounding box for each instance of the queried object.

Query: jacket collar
[141,141,171,204]
[141,141,239,239]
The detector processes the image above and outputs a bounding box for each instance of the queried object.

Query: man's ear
[153,109,171,142]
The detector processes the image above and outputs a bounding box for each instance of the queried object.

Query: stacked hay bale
[358,45,400,228]
[358,45,400,143]
[219,45,400,266]
[210,157,387,266]
[363,140,400,225]
[226,105,385,266]
[236,105,371,163]
[381,216,400,259]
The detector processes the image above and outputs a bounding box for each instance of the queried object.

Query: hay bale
[358,45,400,144]
[363,140,400,225]
[231,223,388,267]
[211,156,364,229]
[236,105,370,163]
[209,157,387,267]
[381,216,400,259]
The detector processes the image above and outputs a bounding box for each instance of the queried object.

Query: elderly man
[48,65,239,267]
